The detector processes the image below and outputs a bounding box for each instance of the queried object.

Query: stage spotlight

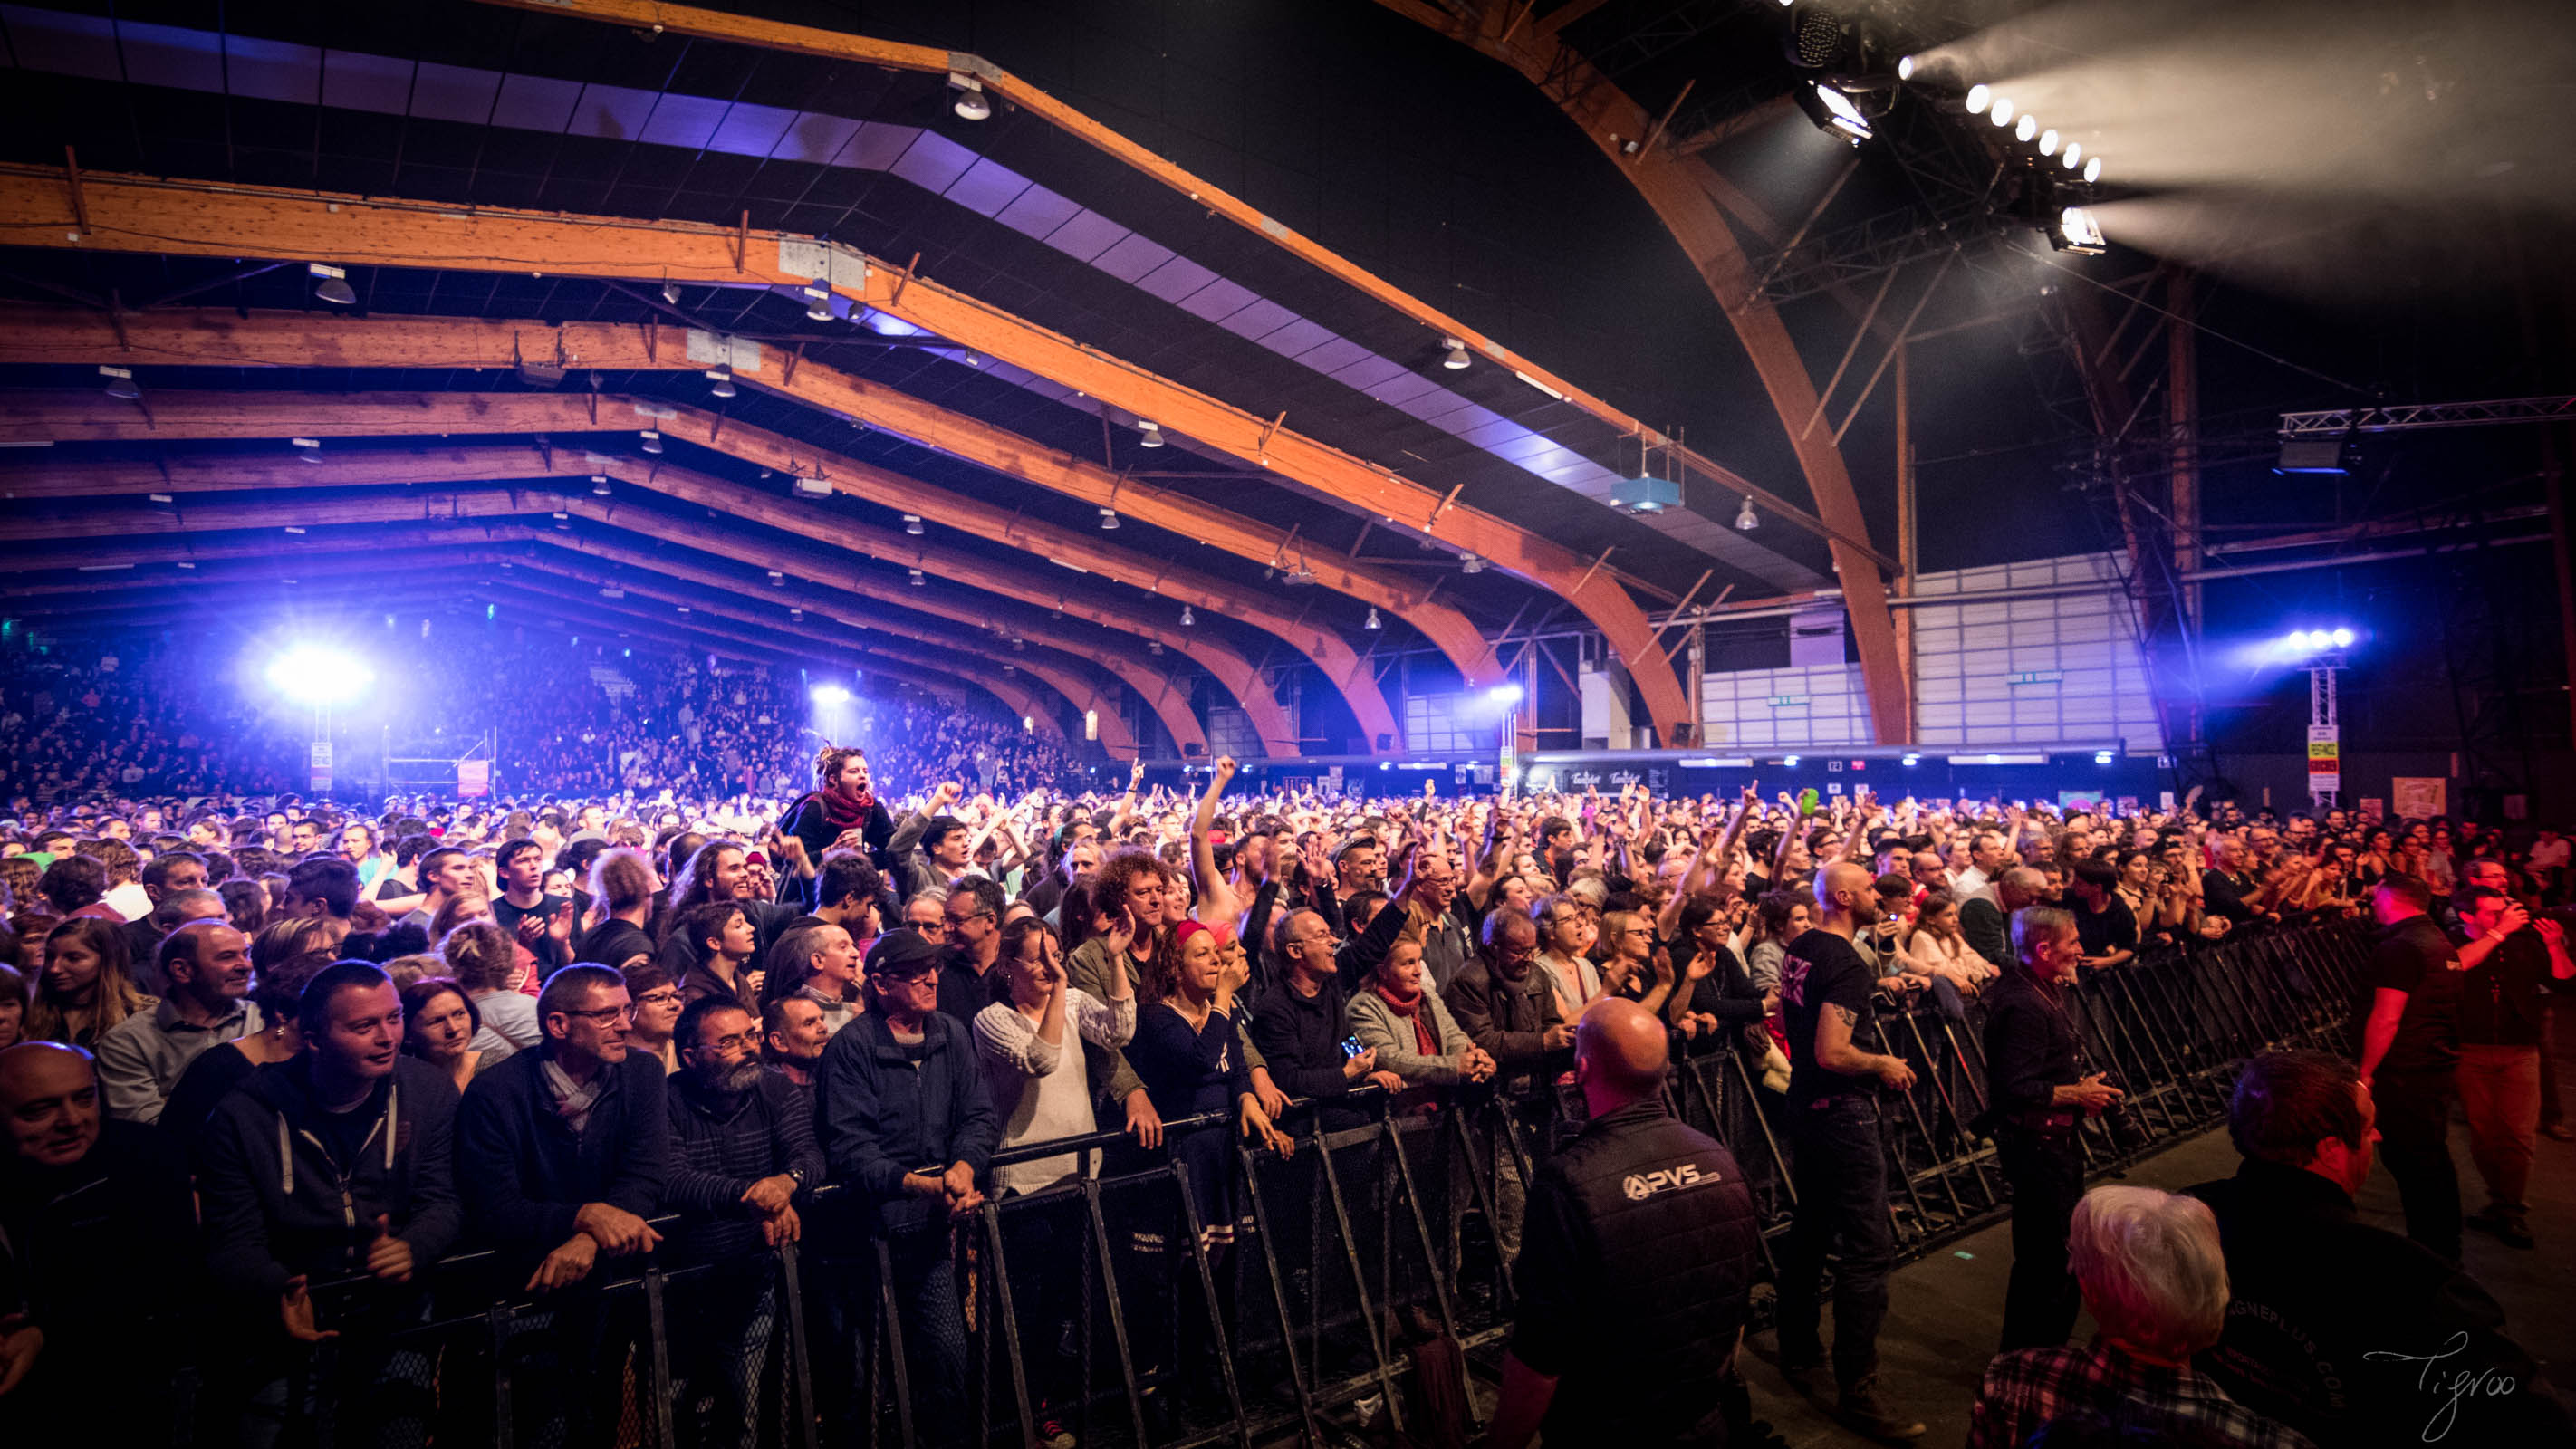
[661,282,682,306]
[1735,496,1760,531]
[309,263,357,306]
[265,646,374,706]
[2083,156,2103,184]
[1902,753,1920,766]
[802,285,834,322]
[1138,420,1165,447]
[2055,206,2109,255]
[811,683,853,706]
[1487,683,1524,705]
[1783,755,1801,767]
[1989,97,2014,127]
[2095,750,2115,765]
[1897,54,1916,80]
[101,364,140,400]
[1965,83,1992,115]
[2015,112,2038,142]
[948,73,991,121]
[1810,82,1875,143]
[2039,128,2061,156]
[1440,337,1470,370]
[2331,628,2355,648]
[2062,142,2082,170]
[1099,507,1120,530]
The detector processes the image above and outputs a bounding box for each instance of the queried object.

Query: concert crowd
[2,639,2571,1448]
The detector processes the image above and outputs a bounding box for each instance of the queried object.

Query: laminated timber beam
[0,305,1505,695]
[1369,0,1915,744]
[0,389,1317,755]
[0,168,1696,741]
[470,0,1868,561]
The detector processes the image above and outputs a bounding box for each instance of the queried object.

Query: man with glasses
[816,931,996,1445]
[902,888,950,945]
[457,964,670,1448]
[935,877,1007,1024]
[664,996,823,1449]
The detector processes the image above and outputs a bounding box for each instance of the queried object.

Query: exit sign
[1767,695,1810,707]
[2008,671,2062,686]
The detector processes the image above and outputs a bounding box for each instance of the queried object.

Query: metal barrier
[256,916,2370,1449]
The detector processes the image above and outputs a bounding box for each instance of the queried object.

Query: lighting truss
[2276,395,2576,438]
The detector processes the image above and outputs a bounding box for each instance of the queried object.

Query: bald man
[95,919,259,1124]
[1486,1000,1762,1449]
[1773,860,1927,1440]
[0,1042,193,1427]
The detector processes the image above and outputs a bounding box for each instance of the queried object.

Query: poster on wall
[2390,777,2447,820]
[2057,792,2108,814]
[457,759,491,798]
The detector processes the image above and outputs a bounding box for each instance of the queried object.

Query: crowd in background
[2,648,2572,1444]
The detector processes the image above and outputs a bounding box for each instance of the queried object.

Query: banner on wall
[458,759,491,798]
[2391,777,2447,820]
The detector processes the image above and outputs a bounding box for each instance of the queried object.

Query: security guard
[1487,999,1764,1447]
[1979,905,2123,1350]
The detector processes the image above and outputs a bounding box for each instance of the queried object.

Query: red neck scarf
[1372,980,1437,1057]
[816,783,876,830]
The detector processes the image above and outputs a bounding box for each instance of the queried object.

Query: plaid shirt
[1969,1339,2317,1449]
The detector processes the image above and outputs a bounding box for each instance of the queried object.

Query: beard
[702,1059,767,1093]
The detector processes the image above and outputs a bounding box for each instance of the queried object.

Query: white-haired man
[1967,1185,2312,1449]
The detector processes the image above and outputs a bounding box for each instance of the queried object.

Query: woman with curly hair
[780,744,895,897]
[26,916,152,1047]
[442,919,541,1060]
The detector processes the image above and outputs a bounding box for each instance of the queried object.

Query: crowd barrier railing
[253,916,2371,1449]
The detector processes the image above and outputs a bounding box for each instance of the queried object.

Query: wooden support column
[1894,344,1918,734]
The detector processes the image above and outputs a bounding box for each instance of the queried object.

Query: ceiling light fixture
[1439,336,1470,370]
[707,368,736,398]
[802,285,833,322]
[1460,553,1486,574]
[661,282,681,306]
[908,568,925,586]
[100,364,139,400]
[1099,507,1120,531]
[948,72,991,120]
[1137,420,1164,447]
[1364,607,1382,630]
[1735,496,1761,531]
[309,262,357,306]
[591,475,611,495]
[639,429,664,455]
[1149,641,1163,655]
[903,513,924,535]
[293,437,323,463]
[766,570,785,585]
[1180,604,1195,627]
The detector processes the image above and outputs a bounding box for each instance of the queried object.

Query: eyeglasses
[697,1031,756,1053]
[945,908,995,926]
[637,989,682,1007]
[560,1003,632,1023]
